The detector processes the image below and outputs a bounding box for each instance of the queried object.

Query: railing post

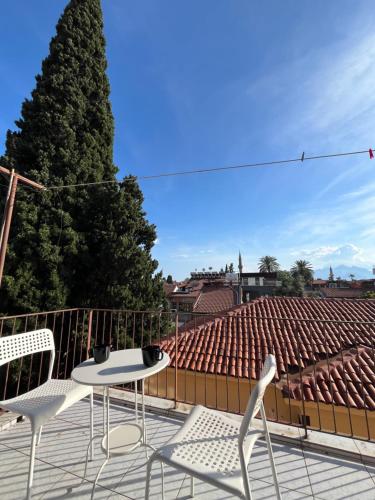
[296,322,308,439]
[87,310,93,360]
[174,311,178,409]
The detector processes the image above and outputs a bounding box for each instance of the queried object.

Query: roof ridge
[192,289,203,310]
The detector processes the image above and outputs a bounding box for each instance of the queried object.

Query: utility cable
[12,147,375,191]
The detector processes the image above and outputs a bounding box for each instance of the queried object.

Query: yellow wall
[290,400,375,440]
[145,368,375,440]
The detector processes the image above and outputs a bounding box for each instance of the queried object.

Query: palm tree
[258,256,280,273]
[291,260,314,283]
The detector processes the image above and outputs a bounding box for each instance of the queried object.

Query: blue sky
[1,0,375,280]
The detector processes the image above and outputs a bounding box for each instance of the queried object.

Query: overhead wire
[43,147,374,191]
[2,147,373,193]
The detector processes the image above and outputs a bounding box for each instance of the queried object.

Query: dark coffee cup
[93,344,110,364]
[142,345,164,367]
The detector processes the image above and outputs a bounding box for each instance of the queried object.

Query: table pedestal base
[101,423,143,455]
[70,349,170,500]
[90,382,149,499]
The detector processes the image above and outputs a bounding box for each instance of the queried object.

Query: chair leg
[90,392,94,461]
[145,456,164,500]
[36,427,43,447]
[161,461,164,500]
[260,404,281,499]
[190,476,195,498]
[27,432,38,500]
[239,445,253,500]
[264,429,282,500]
[145,456,154,500]
[242,472,253,500]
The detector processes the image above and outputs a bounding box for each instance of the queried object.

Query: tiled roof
[168,281,235,314]
[282,347,375,410]
[320,288,364,299]
[163,282,177,297]
[312,279,327,285]
[161,297,375,409]
[193,285,235,314]
[170,280,205,299]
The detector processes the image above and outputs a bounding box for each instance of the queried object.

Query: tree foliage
[275,271,304,297]
[290,260,314,284]
[0,0,165,314]
[258,256,280,273]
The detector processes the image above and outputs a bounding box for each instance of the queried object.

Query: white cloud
[286,32,375,148]
[293,244,367,264]
[340,181,375,200]
[174,253,189,259]
[306,36,375,133]
[314,163,373,200]
[283,186,375,240]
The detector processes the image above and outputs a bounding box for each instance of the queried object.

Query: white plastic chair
[0,329,94,499]
[145,354,281,500]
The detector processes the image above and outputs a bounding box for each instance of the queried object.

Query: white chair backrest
[0,329,55,367]
[239,354,276,444]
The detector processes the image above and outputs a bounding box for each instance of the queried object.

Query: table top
[71,348,170,386]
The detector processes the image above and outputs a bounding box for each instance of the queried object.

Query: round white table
[71,348,169,499]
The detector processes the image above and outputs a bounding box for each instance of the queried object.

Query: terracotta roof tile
[193,284,235,314]
[160,296,375,410]
[283,347,375,410]
[163,282,177,297]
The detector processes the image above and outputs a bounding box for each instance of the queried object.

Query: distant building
[311,279,327,290]
[190,271,226,280]
[320,287,364,299]
[163,281,178,297]
[360,279,375,291]
[165,273,237,321]
[239,272,281,302]
[314,278,375,299]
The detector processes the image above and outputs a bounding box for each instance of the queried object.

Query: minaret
[238,251,243,304]
[238,251,243,274]
[329,266,334,282]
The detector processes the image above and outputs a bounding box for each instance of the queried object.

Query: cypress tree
[76,176,166,311]
[1,0,165,313]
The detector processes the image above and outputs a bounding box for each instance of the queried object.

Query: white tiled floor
[0,398,374,499]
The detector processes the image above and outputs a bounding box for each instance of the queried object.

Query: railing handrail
[0,307,83,321]
[0,307,175,322]
[1,307,374,326]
